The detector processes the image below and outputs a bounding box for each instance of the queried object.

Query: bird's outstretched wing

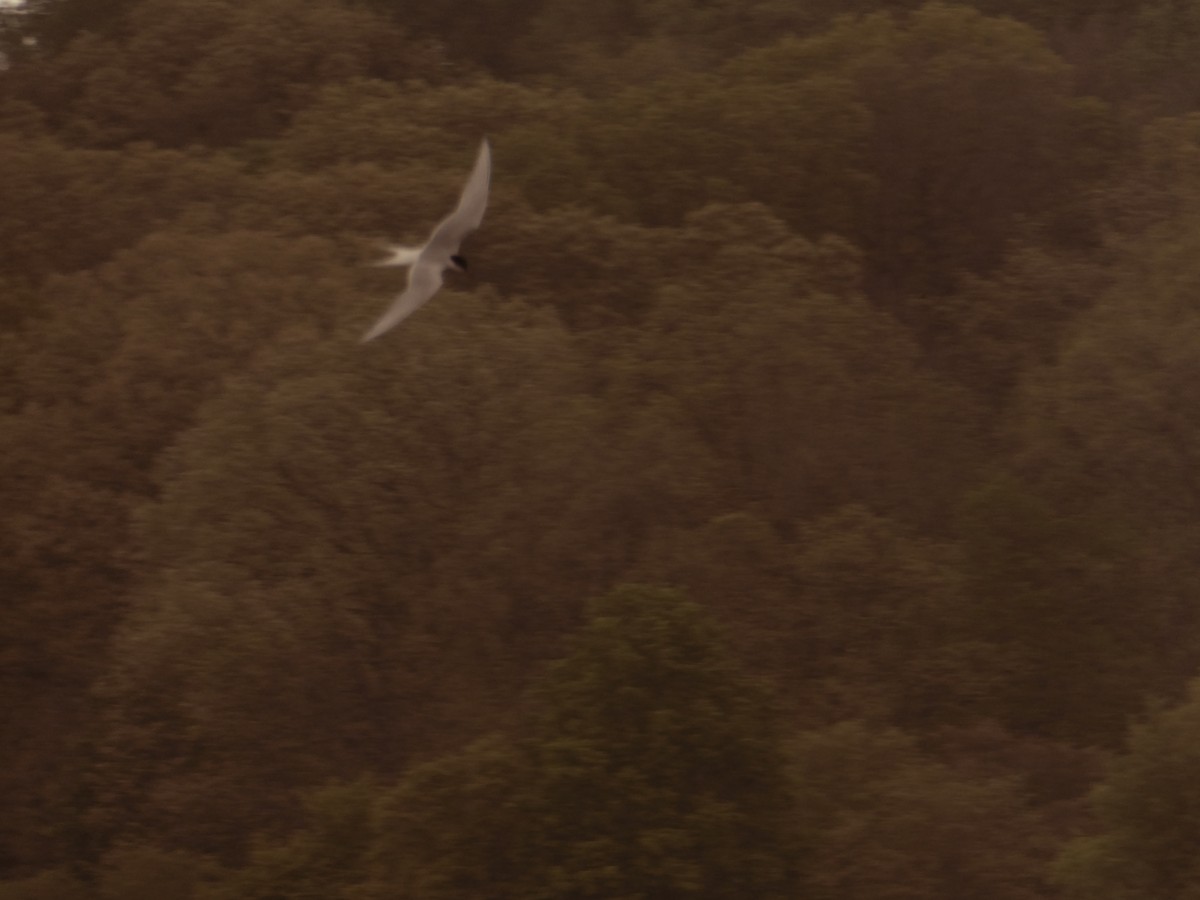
[361,262,445,342]
[423,139,491,259]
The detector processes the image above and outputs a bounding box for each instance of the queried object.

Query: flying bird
[361,138,492,341]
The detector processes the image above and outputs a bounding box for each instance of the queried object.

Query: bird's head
[450,254,469,273]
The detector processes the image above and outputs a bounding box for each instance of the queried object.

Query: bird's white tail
[372,245,422,267]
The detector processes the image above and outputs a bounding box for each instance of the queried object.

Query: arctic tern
[361,138,492,341]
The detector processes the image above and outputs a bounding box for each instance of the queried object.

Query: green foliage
[0,228,356,687]
[0,228,362,865]
[369,735,531,899]
[792,721,1057,900]
[1111,0,1200,115]
[468,204,672,326]
[0,869,91,900]
[727,3,1108,297]
[206,780,374,900]
[634,204,982,527]
[918,243,1115,403]
[5,0,1200,891]
[0,136,245,279]
[1055,679,1200,898]
[962,0,1134,30]
[787,507,981,726]
[94,845,222,900]
[637,506,990,730]
[360,0,542,75]
[272,77,577,172]
[954,475,1162,743]
[17,0,137,50]
[519,589,795,899]
[14,0,426,147]
[1006,212,1200,718]
[87,296,614,851]
[370,585,796,899]
[574,70,871,230]
[1096,112,1200,238]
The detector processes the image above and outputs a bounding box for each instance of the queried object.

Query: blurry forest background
[4,0,1200,896]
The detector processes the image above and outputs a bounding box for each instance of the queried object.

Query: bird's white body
[362,139,492,341]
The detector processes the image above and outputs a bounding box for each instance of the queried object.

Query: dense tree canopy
[365,585,797,900]
[2,0,1199,895]
[1055,679,1200,898]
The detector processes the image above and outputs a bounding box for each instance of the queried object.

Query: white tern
[362,138,491,341]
